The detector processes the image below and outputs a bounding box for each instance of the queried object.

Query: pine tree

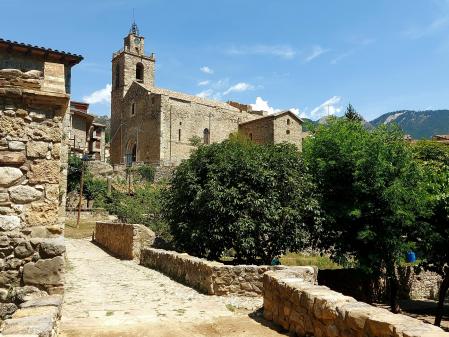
[345,103,363,122]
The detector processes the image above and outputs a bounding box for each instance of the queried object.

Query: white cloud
[227,45,296,59]
[251,97,281,114]
[196,89,214,98]
[309,96,342,118]
[223,82,254,95]
[403,16,449,39]
[83,84,111,104]
[198,80,210,86]
[200,66,214,74]
[250,97,303,117]
[304,45,329,62]
[330,51,354,65]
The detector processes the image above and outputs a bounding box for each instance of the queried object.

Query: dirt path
[59,239,288,337]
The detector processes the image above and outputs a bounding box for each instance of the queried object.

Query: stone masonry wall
[263,269,449,337]
[141,248,317,296]
[94,222,155,262]
[0,65,69,328]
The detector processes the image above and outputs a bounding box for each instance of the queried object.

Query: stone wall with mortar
[318,267,447,302]
[140,248,317,296]
[0,56,75,324]
[263,269,449,337]
[94,222,155,261]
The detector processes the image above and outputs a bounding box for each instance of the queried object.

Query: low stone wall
[140,248,317,296]
[263,270,449,337]
[94,222,155,261]
[318,267,446,302]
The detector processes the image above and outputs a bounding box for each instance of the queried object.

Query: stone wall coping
[263,269,449,337]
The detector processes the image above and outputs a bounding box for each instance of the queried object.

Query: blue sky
[2,0,449,121]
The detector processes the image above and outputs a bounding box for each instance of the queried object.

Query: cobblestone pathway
[59,239,288,337]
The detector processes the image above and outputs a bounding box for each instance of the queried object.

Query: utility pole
[76,154,89,228]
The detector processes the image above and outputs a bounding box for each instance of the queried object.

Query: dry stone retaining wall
[94,222,155,261]
[141,248,317,296]
[263,269,449,337]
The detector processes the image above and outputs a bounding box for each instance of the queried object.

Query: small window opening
[179,122,182,126]
[203,128,210,144]
[249,133,253,140]
[178,129,182,141]
[287,118,291,125]
[131,103,135,115]
[136,63,144,81]
[286,130,290,135]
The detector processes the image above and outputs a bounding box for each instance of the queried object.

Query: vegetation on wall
[163,134,323,264]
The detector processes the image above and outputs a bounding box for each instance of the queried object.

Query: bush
[105,183,170,241]
[67,154,83,193]
[136,164,156,182]
[163,135,323,264]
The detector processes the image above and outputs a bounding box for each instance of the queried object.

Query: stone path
[59,239,288,337]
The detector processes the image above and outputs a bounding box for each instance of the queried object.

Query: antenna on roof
[130,8,140,35]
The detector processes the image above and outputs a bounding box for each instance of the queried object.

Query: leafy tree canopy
[163,135,323,264]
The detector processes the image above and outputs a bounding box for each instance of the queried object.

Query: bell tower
[110,22,156,164]
[111,21,156,97]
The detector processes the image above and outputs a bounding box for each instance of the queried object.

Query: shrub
[163,135,323,264]
[136,164,156,182]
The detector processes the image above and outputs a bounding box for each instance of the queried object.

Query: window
[203,128,210,144]
[179,122,182,126]
[136,63,144,81]
[95,129,101,137]
[178,129,182,141]
[131,144,137,162]
[287,118,291,125]
[249,133,253,140]
[115,64,120,89]
[131,103,135,115]
[286,130,290,135]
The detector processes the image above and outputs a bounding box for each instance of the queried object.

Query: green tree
[67,154,83,193]
[303,119,426,312]
[344,103,363,122]
[163,135,323,264]
[413,141,449,326]
[83,176,108,208]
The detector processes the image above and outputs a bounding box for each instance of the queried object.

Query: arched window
[115,64,120,89]
[136,63,144,81]
[203,128,210,144]
[287,118,291,125]
[131,144,137,162]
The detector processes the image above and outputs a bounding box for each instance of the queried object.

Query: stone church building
[110,23,303,166]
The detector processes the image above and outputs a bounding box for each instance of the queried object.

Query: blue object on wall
[406,251,416,263]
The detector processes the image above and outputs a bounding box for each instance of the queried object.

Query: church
[110,23,303,166]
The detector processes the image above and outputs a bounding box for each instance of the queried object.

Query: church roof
[238,110,303,125]
[134,82,240,112]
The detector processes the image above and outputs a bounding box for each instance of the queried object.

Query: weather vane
[130,8,139,35]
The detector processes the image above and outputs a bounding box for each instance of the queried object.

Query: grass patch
[280,252,342,270]
[65,220,96,239]
[225,304,237,312]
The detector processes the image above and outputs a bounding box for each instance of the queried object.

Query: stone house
[111,23,303,166]
[432,134,449,145]
[0,38,82,318]
[66,101,106,161]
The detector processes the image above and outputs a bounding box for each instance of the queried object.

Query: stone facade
[65,101,106,161]
[0,38,82,327]
[239,111,303,150]
[141,247,316,296]
[263,269,449,337]
[110,24,303,166]
[94,221,155,261]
